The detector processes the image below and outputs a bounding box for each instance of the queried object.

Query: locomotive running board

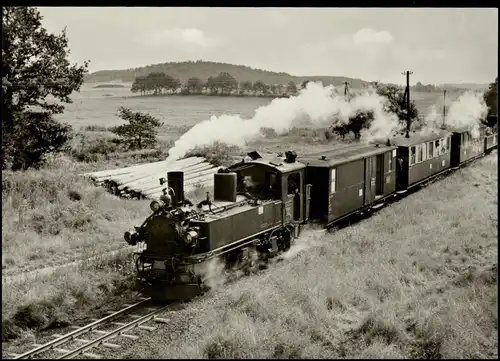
[370,203,385,210]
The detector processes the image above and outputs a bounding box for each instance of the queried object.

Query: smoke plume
[424,91,488,139]
[166,82,402,162]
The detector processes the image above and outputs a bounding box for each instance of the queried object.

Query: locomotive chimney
[167,171,184,207]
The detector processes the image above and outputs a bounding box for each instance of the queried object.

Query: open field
[104,151,496,359]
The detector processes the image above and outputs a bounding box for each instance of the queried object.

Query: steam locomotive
[124,125,497,301]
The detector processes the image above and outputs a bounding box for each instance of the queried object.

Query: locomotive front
[124,171,205,300]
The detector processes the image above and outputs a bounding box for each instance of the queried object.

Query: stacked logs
[82,157,220,200]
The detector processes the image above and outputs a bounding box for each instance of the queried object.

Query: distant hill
[84,60,369,88]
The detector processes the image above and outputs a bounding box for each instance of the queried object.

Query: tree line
[131,72,301,97]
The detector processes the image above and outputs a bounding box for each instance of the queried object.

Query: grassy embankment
[122,151,497,359]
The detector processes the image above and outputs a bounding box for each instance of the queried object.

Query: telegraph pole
[442,90,447,129]
[402,70,413,138]
[344,81,350,97]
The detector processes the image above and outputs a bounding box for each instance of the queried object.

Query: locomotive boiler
[124,151,309,300]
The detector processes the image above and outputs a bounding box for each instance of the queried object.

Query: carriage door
[364,156,377,205]
[375,154,384,197]
[396,147,409,191]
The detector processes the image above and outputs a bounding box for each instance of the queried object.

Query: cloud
[144,28,220,48]
[352,28,393,44]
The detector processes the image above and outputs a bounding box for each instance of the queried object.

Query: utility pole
[344,81,350,97]
[402,70,413,138]
[442,90,447,129]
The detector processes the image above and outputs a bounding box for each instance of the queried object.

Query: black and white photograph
[2,6,498,359]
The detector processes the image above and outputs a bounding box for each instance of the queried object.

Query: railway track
[7,298,173,360]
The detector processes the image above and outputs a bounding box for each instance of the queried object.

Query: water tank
[214,172,237,202]
[167,171,184,206]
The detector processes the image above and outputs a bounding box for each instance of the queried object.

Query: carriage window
[416,145,423,163]
[446,137,450,152]
[428,142,434,159]
[422,143,427,161]
[388,156,392,172]
[434,140,440,157]
[330,169,336,194]
[463,133,469,147]
[440,138,446,154]
[287,173,300,195]
[410,146,416,166]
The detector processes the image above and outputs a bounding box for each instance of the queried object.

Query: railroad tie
[102,342,121,349]
[112,321,127,326]
[51,334,64,338]
[69,325,82,329]
[129,314,142,319]
[75,338,91,343]
[54,348,72,353]
[138,325,156,331]
[83,352,103,359]
[92,330,109,335]
[153,317,170,324]
[119,334,139,340]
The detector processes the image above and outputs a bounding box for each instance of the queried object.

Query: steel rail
[56,304,172,359]
[13,298,152,359]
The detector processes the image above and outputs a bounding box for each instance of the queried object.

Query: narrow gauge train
[124,126,497,301]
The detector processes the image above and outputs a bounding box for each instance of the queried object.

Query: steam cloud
[423,91,488,139]
[165,82,402,162]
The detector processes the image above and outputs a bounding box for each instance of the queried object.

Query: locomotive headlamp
[124,231,138,246]
[150,200,161,212]
[185,230,199,244]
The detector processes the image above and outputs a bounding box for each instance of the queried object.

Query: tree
[131,76,147,95]
[286,81,297,95]
[109,107,163,149]
[331,111,374,140]
[484,77,498,117]
[375,84,421,132]
[240,81,253,95]
[186,77,203,94]
[2,6,89,170]
[214,72,238,95]
[253,80,267,96]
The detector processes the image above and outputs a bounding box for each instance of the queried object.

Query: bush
[109,107,163,149]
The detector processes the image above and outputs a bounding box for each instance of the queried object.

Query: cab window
[287,173,300,195]
[410,146,416,166]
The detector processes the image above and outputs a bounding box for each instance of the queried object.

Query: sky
[38,7,498,85]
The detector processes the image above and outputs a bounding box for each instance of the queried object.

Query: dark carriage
[300,143,397,225]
